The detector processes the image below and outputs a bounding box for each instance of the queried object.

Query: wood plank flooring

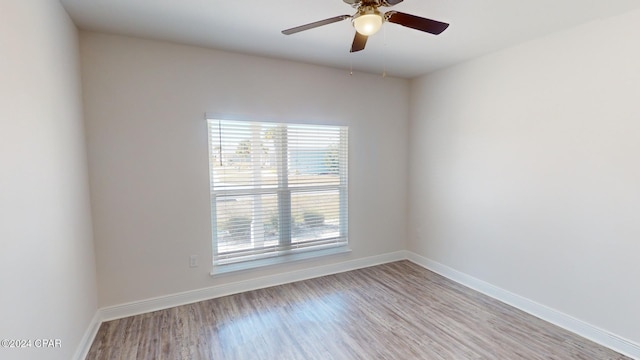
[86,261,629,359]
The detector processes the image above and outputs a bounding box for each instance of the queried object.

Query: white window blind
[207,118,348,270]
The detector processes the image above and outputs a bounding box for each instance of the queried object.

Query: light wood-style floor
[86,261,629,359]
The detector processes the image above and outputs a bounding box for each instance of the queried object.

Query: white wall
[409,9,640,345]
[80,32,410,307]
[0,1,98,360]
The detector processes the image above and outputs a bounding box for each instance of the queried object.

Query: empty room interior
[2,0,640,359]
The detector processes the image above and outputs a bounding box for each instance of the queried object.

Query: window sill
[210,246,352,276]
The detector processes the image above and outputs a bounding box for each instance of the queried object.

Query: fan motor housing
[344,0,392,8]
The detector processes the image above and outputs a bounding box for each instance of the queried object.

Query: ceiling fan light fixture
[352,8,383,36]
[281,0,450,54]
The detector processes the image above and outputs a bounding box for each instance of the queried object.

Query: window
[207,118,348,273]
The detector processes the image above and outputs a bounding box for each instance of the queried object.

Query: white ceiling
[60,0,640,78]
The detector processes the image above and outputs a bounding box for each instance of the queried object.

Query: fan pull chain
[382,26,387,78]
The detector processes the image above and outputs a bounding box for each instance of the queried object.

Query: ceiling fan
[282,0,449,53]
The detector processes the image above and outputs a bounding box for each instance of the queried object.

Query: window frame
[206,116,350,275]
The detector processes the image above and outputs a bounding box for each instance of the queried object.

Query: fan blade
[381,0,404,6]
[282,15,350,35]
[386,11,449,35]
[350,32,368,52]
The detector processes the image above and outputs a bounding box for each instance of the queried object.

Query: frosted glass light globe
[353,12,383,36]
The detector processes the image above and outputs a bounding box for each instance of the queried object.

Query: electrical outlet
[189,255,198,268]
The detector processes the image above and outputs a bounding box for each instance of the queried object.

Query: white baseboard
[405,251,640,360]
[73,311,102,360]
[76,250,639,360]
[100,250,406,321]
